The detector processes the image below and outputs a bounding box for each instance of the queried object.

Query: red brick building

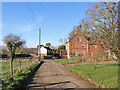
[65,33,108,59]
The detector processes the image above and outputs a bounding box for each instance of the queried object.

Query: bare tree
[73,2,119,59]
[3,34,25,80]
[59,38,67,45]
[67,2,119,59]
[84,2,119,59]
[59,39,63,45]
[68,25,81,39]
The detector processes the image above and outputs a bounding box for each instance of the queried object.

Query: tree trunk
[108,49,111,60]
[10,59,13,81]
[116,48,120,59]
[19,59,22,71]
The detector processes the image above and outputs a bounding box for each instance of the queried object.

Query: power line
[25,0,36,22]
[25,0,41,28]
[25,1,42,57]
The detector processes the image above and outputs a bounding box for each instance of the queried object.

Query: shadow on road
[25,61,44,89]
[26,60,91,89]
[28,81,71,88]
[34,74,63,78]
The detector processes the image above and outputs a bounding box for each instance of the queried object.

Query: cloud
[3,16,44,32]
[14,23,34,32]
[15,16,44,32]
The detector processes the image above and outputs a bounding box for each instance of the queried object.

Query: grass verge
[67,63,118,88]
[55,59,77,64]
[2,61,41,90]
[55,59,117,64]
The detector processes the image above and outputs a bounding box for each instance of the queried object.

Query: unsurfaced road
[27,59,90,89]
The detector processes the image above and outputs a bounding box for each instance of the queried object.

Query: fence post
[24,58,26,68]
[29,57,32,65]
[29,57,30,66]
[19,58,22,71]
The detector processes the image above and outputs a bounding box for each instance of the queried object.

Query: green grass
[2,61,40,89]
[55,59,78,64]
[1,58,40,89]
[1,59,35,72]
[55,58,116,64]
[2,61,24,72]
[1,58,38,80]
[68,63,118,88]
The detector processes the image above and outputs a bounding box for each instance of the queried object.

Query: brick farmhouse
[65,33,108,59]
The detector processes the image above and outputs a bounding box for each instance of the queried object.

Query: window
[82,45,85,48]
[90,52,93,56]
[93,45,97,48]
[81,51,85,55]
[105,50,108,53]
[74,51,77,56]
[77,38,81,42]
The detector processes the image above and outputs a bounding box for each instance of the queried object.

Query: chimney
[75,29,77,35]
[67,39,69,42]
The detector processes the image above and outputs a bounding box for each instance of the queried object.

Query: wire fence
[1,57,39,80]
[67,55,117,64]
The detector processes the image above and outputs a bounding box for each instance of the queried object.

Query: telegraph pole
[39,28,41,61]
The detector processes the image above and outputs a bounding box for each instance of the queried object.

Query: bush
[57,45,65,54]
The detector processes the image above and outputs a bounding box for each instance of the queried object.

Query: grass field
[68,63,118,88]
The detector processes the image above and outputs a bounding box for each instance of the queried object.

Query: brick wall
[65,33,108,59]
[69,33,89,55]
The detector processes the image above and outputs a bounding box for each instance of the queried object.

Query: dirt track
[27,59,91,89]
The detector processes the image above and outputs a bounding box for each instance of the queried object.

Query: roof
[90,41,102,45]
[68,33,79,41]
[67,33,88,43]
[41,46,52,50]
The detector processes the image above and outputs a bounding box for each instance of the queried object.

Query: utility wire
[25,0,36,21]
[25,0,42,50]
[25,0,40,27]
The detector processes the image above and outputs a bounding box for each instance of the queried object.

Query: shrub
[57,45,65,54]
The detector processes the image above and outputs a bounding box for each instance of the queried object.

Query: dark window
[77,38,81,42]
[93,45,97,48]
[82,45,85,48]
[74,51,77,56]
[90,52,93,55]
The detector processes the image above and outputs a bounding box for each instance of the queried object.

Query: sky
[2,2,90,48]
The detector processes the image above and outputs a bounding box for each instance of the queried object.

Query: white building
[38,45,53,58]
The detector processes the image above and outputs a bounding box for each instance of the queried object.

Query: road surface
[27,59,91,89]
